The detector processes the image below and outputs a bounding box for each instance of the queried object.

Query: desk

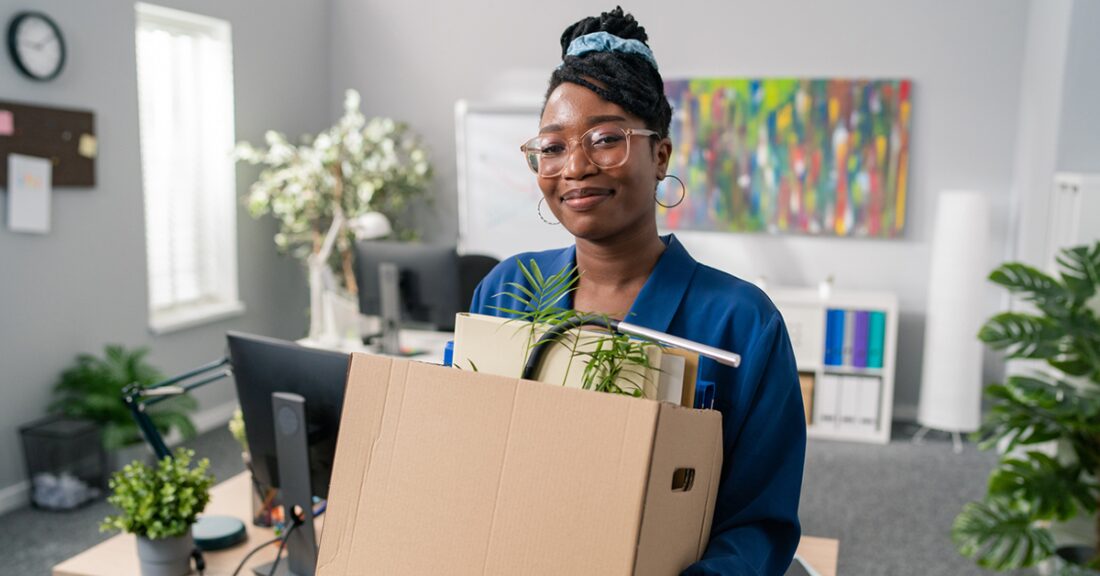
[298,328,454,364]
[54,471,838,575]
[53,473,281,576]
[796,536,840,576]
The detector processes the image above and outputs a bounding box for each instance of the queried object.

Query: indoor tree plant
[952,241,1100,574]
[235,89,433,339]
[50,345,197,454]
[101,448,214,576]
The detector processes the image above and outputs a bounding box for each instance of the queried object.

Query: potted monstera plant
[101,448,214,576]
[952,241,1100,574]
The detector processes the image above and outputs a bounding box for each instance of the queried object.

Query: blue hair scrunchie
[561,31,658,71]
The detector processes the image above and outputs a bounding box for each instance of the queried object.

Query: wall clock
[7,11,66,81]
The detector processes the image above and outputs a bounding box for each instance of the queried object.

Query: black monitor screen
[227,331,349,499]
[354,241,461,331]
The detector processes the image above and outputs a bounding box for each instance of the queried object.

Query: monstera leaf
[953,499,1056,570]
[987,453,1097,522]
[979,313,1063,359]
[990,263,1071,317]
[1056,244,1100,301]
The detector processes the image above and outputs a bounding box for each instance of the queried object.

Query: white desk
[298,328,454,364]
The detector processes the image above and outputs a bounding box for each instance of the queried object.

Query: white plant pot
[136,532,193,576]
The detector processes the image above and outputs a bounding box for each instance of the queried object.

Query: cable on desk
[267,517,302,576]
[230,535,282,576]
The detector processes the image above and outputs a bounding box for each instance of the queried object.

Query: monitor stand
[378,261,402,356]
[253,393,318,576]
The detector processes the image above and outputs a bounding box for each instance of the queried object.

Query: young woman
[469,8,806,575]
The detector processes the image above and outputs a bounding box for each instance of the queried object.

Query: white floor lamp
[915,190,991,453]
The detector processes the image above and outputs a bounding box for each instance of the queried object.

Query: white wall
[330,0,1033,413]
[1056,0,1100,174]
[0,0,329,497]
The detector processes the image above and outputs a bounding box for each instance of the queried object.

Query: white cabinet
[768,288,899,444]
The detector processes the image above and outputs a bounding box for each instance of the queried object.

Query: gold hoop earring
[537,197,560,226]
[656,174,686,208]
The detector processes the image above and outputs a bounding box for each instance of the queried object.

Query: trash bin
[19,416,106,510]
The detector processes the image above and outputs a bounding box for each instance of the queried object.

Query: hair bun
[559,6,649,59]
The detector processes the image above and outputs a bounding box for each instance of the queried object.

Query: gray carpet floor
[2,422,1017,575]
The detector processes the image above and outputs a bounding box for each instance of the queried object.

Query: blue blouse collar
[552,234,698,334]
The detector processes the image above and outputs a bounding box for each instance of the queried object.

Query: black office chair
[458,254,500,312]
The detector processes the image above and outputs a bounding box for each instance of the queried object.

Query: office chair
[458,254,500,312]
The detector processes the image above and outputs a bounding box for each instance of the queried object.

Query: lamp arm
[520,315,741,382]
[120,357,232,462]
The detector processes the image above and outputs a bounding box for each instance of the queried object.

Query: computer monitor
[227,331,348,499]
[227,331,349,576]
[354,241,462,331]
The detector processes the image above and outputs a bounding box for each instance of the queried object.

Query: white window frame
[135,3,243,334]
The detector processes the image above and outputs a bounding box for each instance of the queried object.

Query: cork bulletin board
[0,100,96,187]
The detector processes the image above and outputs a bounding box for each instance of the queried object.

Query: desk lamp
[121,357,248,552]
[522,314,742,378]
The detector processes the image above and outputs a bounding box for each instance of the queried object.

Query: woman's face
[536,82,671,242]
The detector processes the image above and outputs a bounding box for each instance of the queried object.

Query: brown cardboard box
[317,354,723,576]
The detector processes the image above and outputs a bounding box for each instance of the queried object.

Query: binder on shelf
[867,311,886,369]
[842,310,856,366]
[852,311,870,368]
[813,374,840,429]
[838,376,861,433]
[824,309,846,366]
[857,376,882,434]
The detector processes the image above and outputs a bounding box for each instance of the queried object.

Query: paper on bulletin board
[8,153,52,234]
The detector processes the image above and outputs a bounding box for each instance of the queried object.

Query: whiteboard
[455,100,574,259]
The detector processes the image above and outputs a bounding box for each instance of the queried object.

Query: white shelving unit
[767,287,899,444]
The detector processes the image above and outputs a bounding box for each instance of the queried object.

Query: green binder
[867,311,886,369]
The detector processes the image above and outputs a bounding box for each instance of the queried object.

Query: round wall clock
[7,11,66,81]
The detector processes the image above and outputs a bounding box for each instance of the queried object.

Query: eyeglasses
[520,125,658,177]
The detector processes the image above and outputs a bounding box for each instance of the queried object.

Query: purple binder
[852,311,870,368]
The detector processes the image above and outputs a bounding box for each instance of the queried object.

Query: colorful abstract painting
[658,78,912,237]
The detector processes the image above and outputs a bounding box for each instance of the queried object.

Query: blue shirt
[469,234,806,576]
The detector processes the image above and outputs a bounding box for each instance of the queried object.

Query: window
[135,3,242,333]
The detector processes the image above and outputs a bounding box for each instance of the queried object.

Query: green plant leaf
[986,453,1097,521]
[101,448,214,539]
[1055,244,1100,301]
[978,313,1063,359]
[952,499,1055,570]
[989,263,1066,303]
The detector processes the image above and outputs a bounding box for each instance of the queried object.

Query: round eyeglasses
[520,125,658,177]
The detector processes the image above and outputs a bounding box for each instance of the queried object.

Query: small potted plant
[101,448,214,576]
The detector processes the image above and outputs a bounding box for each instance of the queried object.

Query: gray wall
[329,0,1032,414]
[0,0,328,494]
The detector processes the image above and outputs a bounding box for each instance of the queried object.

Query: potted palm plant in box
[952,241,1100,574]
[101,448,214,576]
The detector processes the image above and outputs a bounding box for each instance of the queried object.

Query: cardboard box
[317,354,723,575]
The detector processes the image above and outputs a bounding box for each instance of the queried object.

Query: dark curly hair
[546,6,672,139]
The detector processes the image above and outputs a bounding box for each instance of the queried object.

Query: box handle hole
[671,468,695,492]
